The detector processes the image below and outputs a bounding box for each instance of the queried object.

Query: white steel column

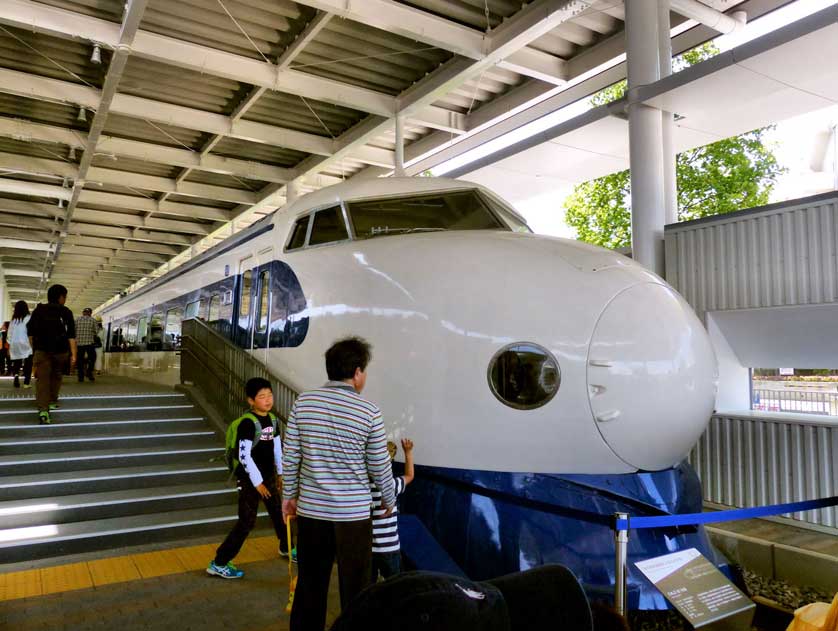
[286,179,302,205]
[394,114,406,177]
[658,0,678,226]
[626,0,665,275]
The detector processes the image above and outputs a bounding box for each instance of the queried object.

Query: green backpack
[224,411,278,474]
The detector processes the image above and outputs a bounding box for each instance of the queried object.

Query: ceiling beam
[291,0,570,84]
[48,0,150,291]
[0,118,295,185]
[0,68,342,161]
[0,198,211,236]
[0,238,53,252]
[0,0,462,133]
[0,152,259,205]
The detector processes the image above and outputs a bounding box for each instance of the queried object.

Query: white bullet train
[100,177,720,609]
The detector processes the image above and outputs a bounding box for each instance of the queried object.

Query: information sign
[635,548,755,629]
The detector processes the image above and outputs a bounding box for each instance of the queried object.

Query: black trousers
[11,355,33,384]
[290,516,372,631]
[77,345,96,380]
[214,474,288,565]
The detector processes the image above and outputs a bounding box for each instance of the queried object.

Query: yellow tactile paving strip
[0,536,279,603]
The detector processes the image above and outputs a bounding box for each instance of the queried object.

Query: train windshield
[347,190,507,240]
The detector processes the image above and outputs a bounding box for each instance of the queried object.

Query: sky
[450,0,838,239]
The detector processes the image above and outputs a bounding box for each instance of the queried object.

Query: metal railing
[689,412,838,532]
[181,318,299,428]
[752,388,838,416]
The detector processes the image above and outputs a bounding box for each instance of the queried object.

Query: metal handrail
[180,318,299,428]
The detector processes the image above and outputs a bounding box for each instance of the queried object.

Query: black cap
[83,307,93,314]
[330,565,592,631]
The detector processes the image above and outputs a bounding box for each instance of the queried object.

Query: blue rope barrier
[614,495,838,531]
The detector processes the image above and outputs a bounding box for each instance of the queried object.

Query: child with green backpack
[207,377,291,579]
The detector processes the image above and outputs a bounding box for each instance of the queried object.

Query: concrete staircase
[0,391,245,564]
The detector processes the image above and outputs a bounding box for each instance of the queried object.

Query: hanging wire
[466,0,493,116]
[0,26,100,90]
[216,0,271,64]
[299,95,335,138]
[141,119,198,152]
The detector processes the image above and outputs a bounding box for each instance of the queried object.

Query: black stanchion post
[614,512,629,617]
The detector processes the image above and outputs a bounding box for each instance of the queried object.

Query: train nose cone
[587,283,718,471]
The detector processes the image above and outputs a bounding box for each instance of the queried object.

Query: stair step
[0,505,274,564]
[0,445,224,475]
[0,417,210,438]
[0,431,217,455]
[0,393,187,410]
[0,483,237,529]
[0,463,230,500]
[0,404,200,423]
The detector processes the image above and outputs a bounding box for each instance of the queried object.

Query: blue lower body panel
[398,461,723,610]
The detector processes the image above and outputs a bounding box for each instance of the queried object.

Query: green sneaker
[38,411,51,425]
[49,403,60,410]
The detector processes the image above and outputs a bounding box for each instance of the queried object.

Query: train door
[236,256,255,349]
[252,248,273,363]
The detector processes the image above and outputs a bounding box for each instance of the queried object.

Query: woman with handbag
[8,301,33,388]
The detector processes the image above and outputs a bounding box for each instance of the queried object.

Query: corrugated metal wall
[689,414,838,529]
[665,192,838,322]
[666,192,838,533]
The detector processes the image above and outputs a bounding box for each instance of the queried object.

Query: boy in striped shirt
[371,438,414,580]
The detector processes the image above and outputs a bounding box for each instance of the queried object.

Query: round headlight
[488,343,560,410]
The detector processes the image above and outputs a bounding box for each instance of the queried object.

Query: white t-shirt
[8,315,32,360]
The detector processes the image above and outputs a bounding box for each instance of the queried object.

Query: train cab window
[165,307,184,347]
[348,190,505,240]
[257,271,270,332]
[208,294,221,321]
[286,216,310,251]
[240,270,252,317]
[488,343,560,410]
[309,206,348,246]
[137,316,148,344]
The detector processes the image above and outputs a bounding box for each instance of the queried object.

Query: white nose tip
[587,282,718,471]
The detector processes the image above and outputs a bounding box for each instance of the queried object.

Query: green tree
[565,43,785,249]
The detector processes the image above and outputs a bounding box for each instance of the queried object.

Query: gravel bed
[622,567,834,630]
[742,568,833,612]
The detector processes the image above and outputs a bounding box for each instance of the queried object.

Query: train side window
[165,307,184,346]
[240,270,252,317]
[185,300,203,319]
[257,271,270,332]
[208,294,221,321]
[126,320,138,344]
[287,216,310,251]
[137,316,148,343]
[148,312,164,349]
[309,206,348,246]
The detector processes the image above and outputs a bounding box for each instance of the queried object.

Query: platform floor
[0,373,176,401]
[0,532,342,630]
